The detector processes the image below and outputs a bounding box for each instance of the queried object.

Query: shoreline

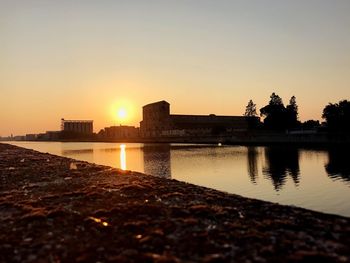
[0,143,349,262]
[3,132,350,146]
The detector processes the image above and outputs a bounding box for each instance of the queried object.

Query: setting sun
[110,100,136,125]
[118,108,127,120]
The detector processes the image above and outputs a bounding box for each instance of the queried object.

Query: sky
[1,0,350,136]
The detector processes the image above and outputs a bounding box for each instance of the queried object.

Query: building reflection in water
[143,144,171,178]
[61,149,94,155]
[61,145,95,164]
[262,146,300,191]
[120,144,127,170]
[325,148,350,182]
[247,147,258,184]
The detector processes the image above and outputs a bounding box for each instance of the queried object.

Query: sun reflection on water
[120,144,126,170]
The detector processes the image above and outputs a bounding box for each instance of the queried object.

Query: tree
[322,100,350,131]
[244,100,257,117]
[286,96,299,129]
[302,120,320,130]
[260,93,287,130]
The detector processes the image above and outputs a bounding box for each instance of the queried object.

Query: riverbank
[3,131,350,146]
[0,143,349,262]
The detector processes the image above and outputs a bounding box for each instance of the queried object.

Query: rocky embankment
[0,143,349,262]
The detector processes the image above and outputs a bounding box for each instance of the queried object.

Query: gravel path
[0,143,349,262]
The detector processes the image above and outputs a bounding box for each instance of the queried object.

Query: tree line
[244,92,350,132]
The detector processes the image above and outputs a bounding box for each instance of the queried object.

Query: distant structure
[140,101,260,138]
[98,125,139,140]
[25,134,37,141]
[39,131,61,140]
[25,131,61,141]
[61,118,93,134]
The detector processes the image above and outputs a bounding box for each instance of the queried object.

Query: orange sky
[1,1,350,136]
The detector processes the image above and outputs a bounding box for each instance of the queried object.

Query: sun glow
[110,100,135,125]
[118,108,127,120]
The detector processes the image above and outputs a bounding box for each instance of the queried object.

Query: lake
[6,141,350,217]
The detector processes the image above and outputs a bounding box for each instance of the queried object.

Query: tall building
[61,119,93,134]
[140,101,171,137]
[140,101,260,138]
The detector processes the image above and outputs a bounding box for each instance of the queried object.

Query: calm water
[7,141,350,217]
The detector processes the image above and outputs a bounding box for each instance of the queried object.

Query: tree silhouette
[322,100,350,131]
[260,93,287,130]
[286,96,299,129]
[259,93,300,130]
[244,100,257,117]
[302,120,320,130]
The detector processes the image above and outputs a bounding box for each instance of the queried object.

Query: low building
[13,135,25,141]
[25,134,37,141]
[36,131,61,140]
[140,101,260,138]
[98,125,139,140]
[45,131,61,140]
[61,119,93,134]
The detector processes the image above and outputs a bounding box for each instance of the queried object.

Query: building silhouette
[61,118,93,134]
[140,101,260,138]
[98,125,139,140]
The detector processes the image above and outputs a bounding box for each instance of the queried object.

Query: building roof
[61,119,93,123]
[143,100,170,108]
[171,114,258,128]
